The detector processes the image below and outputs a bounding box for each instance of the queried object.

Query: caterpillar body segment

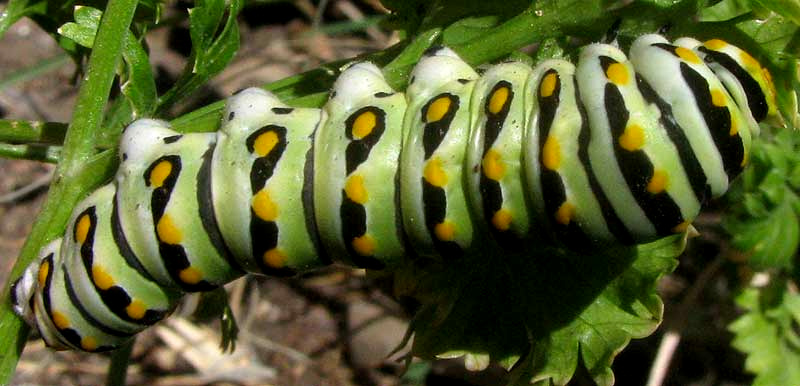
[466,61,534,243]
[524,59,628,244]
[400,47,480,258]
[315,62,408,269]
[212,88,324,276]
[11,34,779,352]
[117,122,243,291]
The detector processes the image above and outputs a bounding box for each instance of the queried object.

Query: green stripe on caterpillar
[11,33,780,352]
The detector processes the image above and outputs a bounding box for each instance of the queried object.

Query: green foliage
[157,0,242,115]
[391,235,684,386]
[0,0,798,385]
[724,130,800,270]
[729,278,800,386]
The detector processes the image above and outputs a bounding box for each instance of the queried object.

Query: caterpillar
[10,33,778,353]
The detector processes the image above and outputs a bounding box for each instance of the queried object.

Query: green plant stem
[106,338,135,386]
[0,119,68,145]
[0,0,139,383]
[0,143,61,163]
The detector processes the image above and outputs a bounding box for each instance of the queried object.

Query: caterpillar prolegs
[11,34,779,352]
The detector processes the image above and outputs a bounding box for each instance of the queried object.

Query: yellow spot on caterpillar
[91,265,115,290]
[434,221,456,241]
[540,72,558,98]
[179,267,202,284]
[423,158,448,187]
[740,50,760,70]
[488,86,510,115]
[482,149,505,181]
[704,39,727,50]
[80,336,98,351]
[619,124,645,151]
[542,135,561,170]
[675,46,701,64]
[672,220,690,233]
[38,261,50,287]
[352,110,376,139]
[253,130,279,157]
[492,209,513,231]
[156,215,182,244]
[763,67,776,95]
[741,150,749,167]
[52,311,70,329]
[425,96,451,123]
[263,248,286,268]
[555,202,574,225]
[345,175,368,204]
[711,89,727,107]
[75,214,91,244]
[252,190,279,221]
[352,235,376,256]
[606,62,629,85]
[646,170,669,194]
[126,299,147,320]
[730,117,739,136]
[150,160,172,188]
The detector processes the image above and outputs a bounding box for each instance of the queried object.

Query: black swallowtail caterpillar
[11,33,779,352]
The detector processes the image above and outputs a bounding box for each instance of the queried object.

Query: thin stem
[0,0,138,383]
[106,339,135,386]
[0,143,61,163]
[0,119,68,146]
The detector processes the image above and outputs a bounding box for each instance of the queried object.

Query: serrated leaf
[724,132,800,271]
[730,282,800,386]
[397,234,683,385]
[730,198,799,269]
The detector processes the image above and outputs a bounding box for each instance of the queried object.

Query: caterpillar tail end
[11,239,72,350]
[10,257,39,327]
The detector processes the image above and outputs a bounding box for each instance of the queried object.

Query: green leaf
[699,0,754,22]
[395,234,684,385]
[57,6,102,48]
[441,16,503,46]
[724,132,800,271]
[120,32,157,118]
[157,0,243,114]
[730,280,800,386]
[58,6,157,124]
[729,198,799,269]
